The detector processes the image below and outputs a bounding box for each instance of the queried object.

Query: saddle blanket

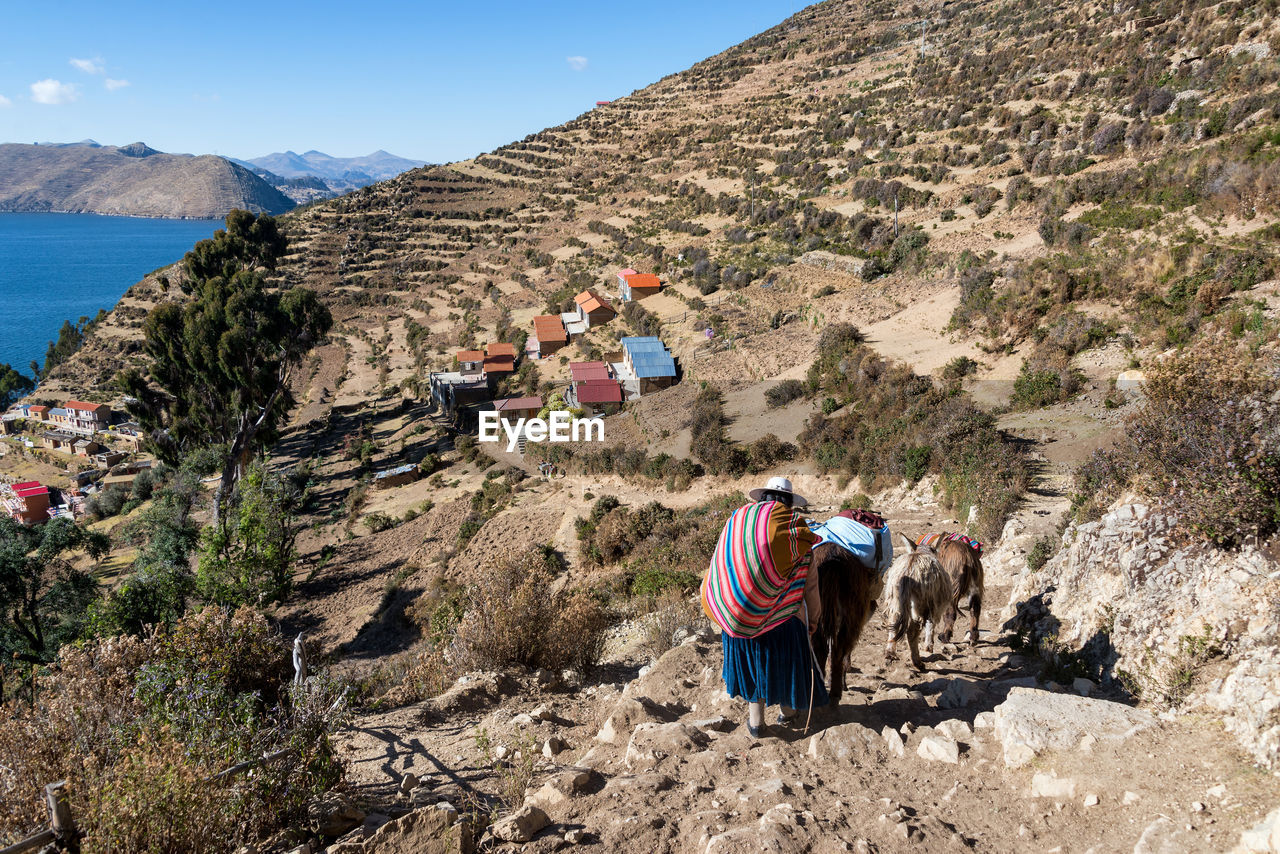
[915,531,984,556]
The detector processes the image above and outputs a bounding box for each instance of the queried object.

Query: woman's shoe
[776,710,799,726]
[747,724,767,739]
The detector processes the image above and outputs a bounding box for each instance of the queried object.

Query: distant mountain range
[0,141,293,219]
[229,150,428,200]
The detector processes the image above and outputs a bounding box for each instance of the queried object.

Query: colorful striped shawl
[915,531,984,556]
[701,500,818,639]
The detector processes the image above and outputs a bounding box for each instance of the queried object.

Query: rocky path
[324,583,1280,854]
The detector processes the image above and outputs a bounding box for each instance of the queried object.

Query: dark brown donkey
[934,539,985,649]
[810,542,883,707]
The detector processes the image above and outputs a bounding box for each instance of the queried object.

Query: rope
[803,600,820,735]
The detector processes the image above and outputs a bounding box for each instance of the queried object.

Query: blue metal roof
[631,353,676,378]
[621,336,665,350]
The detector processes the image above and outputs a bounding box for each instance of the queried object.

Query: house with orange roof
[483,342,517,375]
[456,349,485,374]
[532,315,568,358]
[574,289,616,328]
[618,272,662,302]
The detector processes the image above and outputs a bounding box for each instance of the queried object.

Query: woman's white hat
[748,475,808,507]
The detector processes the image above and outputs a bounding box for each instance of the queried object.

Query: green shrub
[1026,536,1055,572]
[765,379,806,408]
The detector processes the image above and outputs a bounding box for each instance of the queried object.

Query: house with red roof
[490,395,544,421]
[6,481,50,525]
[569,361,613,384]
[569,379,623,416]
[62,400,112,435]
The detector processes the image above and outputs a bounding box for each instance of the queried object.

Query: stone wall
[1001,500,1280,768]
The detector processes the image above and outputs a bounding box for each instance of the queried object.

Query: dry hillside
[8,0,1280,850]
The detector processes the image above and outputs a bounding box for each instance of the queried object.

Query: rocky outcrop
[0,142,294,218]
[1004,500,1280,767]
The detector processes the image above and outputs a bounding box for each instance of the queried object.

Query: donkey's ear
[899,533,916,552]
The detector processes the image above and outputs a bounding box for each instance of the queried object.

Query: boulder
[491,805,550,844]
[309,792,367,837]
[361,805,473,854]
[1233,807,1280,854]
[624,721,711,770]
[938,678,982,710]
[934,719,973,743]
[993,687,1154,768]
[880,726,906,758]
[1029,771,1077,799]
[596,696,676,744]
[806,722,884,762]
[1133,816,1197,854]
[917,735,960,764]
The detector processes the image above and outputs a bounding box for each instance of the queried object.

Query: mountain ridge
[0,141,294,219]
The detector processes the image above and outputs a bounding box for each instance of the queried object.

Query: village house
[456,349,485,375]
[5,481,50,525]
[73,438,102,457]
[532,315,568,357]
[621,336,677,395]
[574,289,616,329]
[618,271,662,302]
[569,379,623,416]
[41,429,80,453]
[49,408,72,429]
[430,371,490,418]
[62,400,112,435]
[94,450,127,469]
[374,463,419,490]
[490,395,544,421]
[483,342,517,376]
[569,361,614,385]
[27,405,50,422]
[111,423,146,452]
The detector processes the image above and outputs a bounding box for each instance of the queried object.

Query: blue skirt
[722,617,829,709]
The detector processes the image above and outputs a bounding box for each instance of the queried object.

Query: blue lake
[0,212,221,374]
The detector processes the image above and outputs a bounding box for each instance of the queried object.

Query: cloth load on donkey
[701,500,818,639]
[807,511,894,575]
[915,531,984,556]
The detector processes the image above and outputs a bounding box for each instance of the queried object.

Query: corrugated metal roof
[49,408,69,417]
[570,361,612,383]
[533,315,567,342]
[576,380,623,403]
[375,463,417,480]
[574,289,615,315]
[630,353,677,378]
[64,400,106,412]
[493,396,543,412]
[623,273,661,290]
[486,342,517,358]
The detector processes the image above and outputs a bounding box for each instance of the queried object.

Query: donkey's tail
[890,574,913,643]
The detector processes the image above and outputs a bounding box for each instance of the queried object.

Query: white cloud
[31,79,80,105]
[70,57,104,75]
[0,95,11,108]
[104,78,129,91]
[566,55,589,72]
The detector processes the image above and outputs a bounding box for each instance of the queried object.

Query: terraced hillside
[8,2,1280,849]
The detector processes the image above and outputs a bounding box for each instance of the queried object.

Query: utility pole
[920,20,927,54]
[894,193,899,237]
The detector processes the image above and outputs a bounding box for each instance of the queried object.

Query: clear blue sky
[0,1,801,163]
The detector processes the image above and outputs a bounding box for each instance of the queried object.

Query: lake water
[0,212,221,374]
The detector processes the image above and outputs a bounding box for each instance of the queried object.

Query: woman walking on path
[702,476,827,738]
